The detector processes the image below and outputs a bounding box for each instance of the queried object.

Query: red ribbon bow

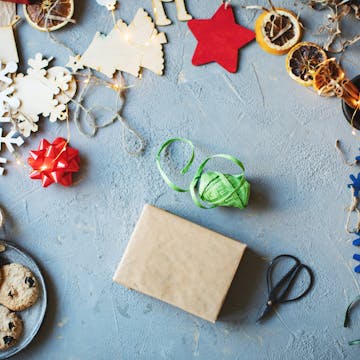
[28,137,80,188]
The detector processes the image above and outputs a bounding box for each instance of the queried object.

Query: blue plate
[0,241,47,359]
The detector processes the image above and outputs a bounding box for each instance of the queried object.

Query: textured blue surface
[2,0,360,359]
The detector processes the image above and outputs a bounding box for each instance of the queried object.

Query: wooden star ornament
[188,4,255,73]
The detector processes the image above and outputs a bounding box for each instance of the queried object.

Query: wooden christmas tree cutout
[72,8,167,78]
[151,0,192,26]
[0,1,18,63]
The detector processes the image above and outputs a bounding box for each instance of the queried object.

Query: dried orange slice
[286,42,327,86]
[313,58,345,97]
[255,8,302,55]
[23,0,74,32]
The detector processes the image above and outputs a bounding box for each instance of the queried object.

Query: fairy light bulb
[123,32,131,42]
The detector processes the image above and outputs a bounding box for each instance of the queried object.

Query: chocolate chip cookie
[0,264,39,311]
[0,305,22,350]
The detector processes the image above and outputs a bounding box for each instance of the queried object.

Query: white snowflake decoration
[0,127,23,176]
[0,108,11,124]
[0,61,22,175]
[12,54,76,133]
[0,54,77,175]
[0,61,20,115]
[16,114,38,137]
[0,128,23,153]
[0,62,17,84]
[66,55,84,73]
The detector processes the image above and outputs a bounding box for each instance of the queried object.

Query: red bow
[28,138,80,188]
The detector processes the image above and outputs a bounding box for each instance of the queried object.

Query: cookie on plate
[0,263,39,311]
[0,305,22,350]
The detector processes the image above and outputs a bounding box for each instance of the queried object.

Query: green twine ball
[197,171,250,209]
[156,138,251,209]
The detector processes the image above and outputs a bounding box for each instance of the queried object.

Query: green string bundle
[156,138,250,209]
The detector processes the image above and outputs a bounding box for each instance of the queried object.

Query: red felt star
[188,4,255,73]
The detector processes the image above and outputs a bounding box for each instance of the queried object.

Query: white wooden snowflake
[0,128,23,153]
[0,128,24,175]
[0,62,17,84]
[0,61,22,175]
[0,56,76,138]
[0,55,77,175]
[9,54,77,137]
[0,61,20,117]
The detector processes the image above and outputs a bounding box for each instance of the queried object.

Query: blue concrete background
[1,0,360,358]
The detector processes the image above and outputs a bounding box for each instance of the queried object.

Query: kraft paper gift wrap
[113,204,247,322]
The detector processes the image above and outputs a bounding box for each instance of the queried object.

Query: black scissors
[257,254,314,323]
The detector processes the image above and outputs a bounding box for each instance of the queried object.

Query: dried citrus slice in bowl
[23,0,74,32]
[255,8,302,55]
[313,58,345,96]
[286,42,327,86]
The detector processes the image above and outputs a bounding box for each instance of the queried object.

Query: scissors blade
[256,302,273,323]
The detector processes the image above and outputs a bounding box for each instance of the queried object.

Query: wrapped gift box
[113,204,247,323]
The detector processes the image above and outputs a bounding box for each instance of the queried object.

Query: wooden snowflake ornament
[0,62,23,175]
[0,62,19,123]
[0,54,77,176]
[0,62,20,116]
[0,126,24,175]
[74,8,167,78]
[12,53,77,137]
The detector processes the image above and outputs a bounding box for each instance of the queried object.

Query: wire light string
[42,0,145,154]
[6,1,145,173]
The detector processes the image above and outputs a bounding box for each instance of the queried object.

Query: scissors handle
[267,254,314,304]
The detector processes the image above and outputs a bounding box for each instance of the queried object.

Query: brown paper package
[113,204,247,323]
